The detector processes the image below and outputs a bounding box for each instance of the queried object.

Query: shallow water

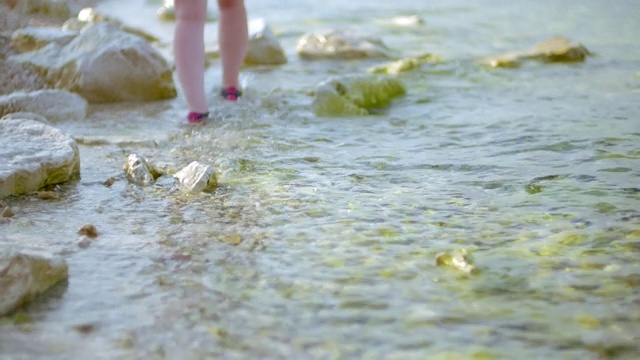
[1,0,640,359]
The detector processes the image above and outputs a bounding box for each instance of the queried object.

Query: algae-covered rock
[435,249,479,275]
[10,22,176,103]
[0,118,80,199]
[312,74,406,116]
[297,29,392,60]
[0,89,88,122]
[368,54,441,75]
[0,246,68,316]
[484,36,591,68]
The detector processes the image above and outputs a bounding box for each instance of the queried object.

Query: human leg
[174,0,208,114]
[217,0,248,95]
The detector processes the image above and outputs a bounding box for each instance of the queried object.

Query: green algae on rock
[312,74,406,116]
[484,36,591,68]
[368,54,442,75]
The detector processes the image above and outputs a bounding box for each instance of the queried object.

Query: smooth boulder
[11,26,78,53]
[0,118,80,199]
[297,29,392,60]
[0,246,69,316]
[245,19,287,65]
[9,22,176,103]
[0,89,88,122]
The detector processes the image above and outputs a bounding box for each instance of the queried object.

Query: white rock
[0,246,69,316]
[245,19,287,65]
[174,161,217,193]
[0,119,80,199]
[11,26,78,53]
[0,90,88,122]
[296,29,392,60]
[9,22,176,103]
[123,154,155,186]
[1,112,50,124]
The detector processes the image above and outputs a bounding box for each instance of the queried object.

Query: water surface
[1,0,639,359]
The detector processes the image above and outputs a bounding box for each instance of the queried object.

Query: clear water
[1,0,639,359]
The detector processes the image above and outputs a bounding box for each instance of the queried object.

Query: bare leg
[217,0,248,89]
[174,0,208,114]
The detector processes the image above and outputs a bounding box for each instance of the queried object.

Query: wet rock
[9,22,176,103]
[123,154,155,186]
[1,112,49,124]
[312,74,406,116]
[245,19,287,65]
[1,206,14,218]
[484,36,591,68]
[174,161,217,193]
[103,177,116,187]
[62,8,160,44]
[11,0,71,20]
[435,249,479,275]
[0,90,88,122]
[156,0,217,22]
[11,26,78,53]
[0,118,80,199]
[389,15,424,27]
[368,54,441,75]
[77,224,98,238]
[0,246,69,316]
[297,29,392,60]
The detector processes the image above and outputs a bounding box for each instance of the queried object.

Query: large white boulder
[0,90,88,122]
[9,22,176,103]
[296,29,392,60]
[0,118,80,199]
[0,246,69,316]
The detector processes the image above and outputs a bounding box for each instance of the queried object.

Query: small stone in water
[103,177,116,187]
[78,224,98,238]
[221,234,242,246]
[435,249,479,275]
[36,191,59,200]
[1,207,14,218]
[74,323,97,334]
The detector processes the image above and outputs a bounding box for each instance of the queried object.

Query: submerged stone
[0,246,69,316]
[312,74,406,116]
[484,36,591,68]
[435,249,479,275]
[10,0,71,19]
[0,118,80,199]
[297,29,392,60]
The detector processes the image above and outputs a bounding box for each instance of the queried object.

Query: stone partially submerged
[368,53,441,75]
[297,29,392,60]
[0,89,88,122]
[245,19,287,65]
[0,246,69,316]
[0,118,80,199]
[9,22,176,103]
[312,74,406,116]
[174,161,217,193]
[123,154,155,186]
[11,26,78,53]
[484,36,591,68]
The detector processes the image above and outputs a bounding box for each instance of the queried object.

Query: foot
[187,111,209,124]
[221,86,242,102]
